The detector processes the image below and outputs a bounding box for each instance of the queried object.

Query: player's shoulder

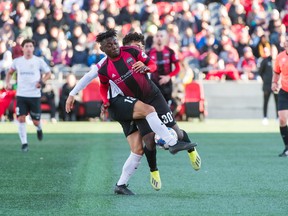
[13,56,24,63]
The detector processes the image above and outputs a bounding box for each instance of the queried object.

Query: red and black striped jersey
[98,46,160,103]
[148,46,179,82]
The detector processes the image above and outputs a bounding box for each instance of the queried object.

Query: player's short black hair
[21,38,35,47]
[96,29,117,43]
[122,32,145,46]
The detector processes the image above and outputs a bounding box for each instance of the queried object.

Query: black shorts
[109,93,176,137]
[108,96,138,137]
[278,89,288,111]
[108,95,138,121]
[16,96,41,120]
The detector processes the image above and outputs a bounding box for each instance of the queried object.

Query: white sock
[145,112,177,146]
[117,152,142,186]
[18,122,27,144]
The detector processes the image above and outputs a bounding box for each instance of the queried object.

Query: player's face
[128,41,144,51]
[154,31,165,46]
[22,42,34,58]
[101,37,120,58]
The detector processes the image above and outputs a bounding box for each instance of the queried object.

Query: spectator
[13,16,33,39]
[51,39,72,66]
[47,6,69,33]
[256,34,271,58]
[258,46,278,125]
[0,22,15,48]
[0,9,13,28]
[34,38,52,66]
[0,41,12,80]
[32,22,49,47]
[41,83,57,123]
[71,34,88,66]
[11,35,24,59]
[32,8,47,32]
[59,73,81,121]
[87,42,105,67]
[237,46,257,80]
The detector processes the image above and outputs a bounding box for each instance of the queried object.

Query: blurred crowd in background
[0,0,287,121]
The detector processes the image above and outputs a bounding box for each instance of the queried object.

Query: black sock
[144,146,158,172]
[182,130,195,153]
[280,126,288,149]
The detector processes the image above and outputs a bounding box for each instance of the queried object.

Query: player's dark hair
[96,29,117,43]
[122,32,145,46]
[21,39,35,47]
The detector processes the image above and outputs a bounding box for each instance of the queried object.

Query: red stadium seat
[81,78,102,118]
[181,81,207,121]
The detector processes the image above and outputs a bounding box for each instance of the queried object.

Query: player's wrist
[39,80,46,87]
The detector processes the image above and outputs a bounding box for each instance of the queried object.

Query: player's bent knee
[18,115,26,123]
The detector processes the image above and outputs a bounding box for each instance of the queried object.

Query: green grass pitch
[0,120,288,216]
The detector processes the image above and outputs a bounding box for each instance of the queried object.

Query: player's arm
[271,55,281,93]
[66,64,100,113]
[37,71,52,88]
[5,68,15,90]
[132,49,157,73]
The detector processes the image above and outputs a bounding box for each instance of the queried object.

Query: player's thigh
[108,96,138,121]
[149,93,176,127]
[28,97,41,121]
[16,96,29,117]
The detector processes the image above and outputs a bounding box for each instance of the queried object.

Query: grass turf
[0,120,288,216]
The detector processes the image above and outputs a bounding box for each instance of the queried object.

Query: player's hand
[271,82,279,94]
[100,102,110,120]
[36,80,45,89]
[132,61,148,73]
[66,95,75,113]
[159,75,171,85]
[5,83,12,90]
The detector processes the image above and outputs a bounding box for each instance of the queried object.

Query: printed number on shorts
[124,96,136,104]
[160,111,174,124]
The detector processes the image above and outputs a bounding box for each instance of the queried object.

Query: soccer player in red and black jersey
[147,30,180,109]
[96,29,201,192]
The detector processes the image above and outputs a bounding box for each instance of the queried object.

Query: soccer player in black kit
[96,29,201,193]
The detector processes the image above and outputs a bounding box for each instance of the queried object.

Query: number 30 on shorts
[160,112,174,124]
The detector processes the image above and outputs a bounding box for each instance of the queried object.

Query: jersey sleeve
[170,48,179,63]
[274,55,281,74]
[69,65,99,96]
[39,58,51,73]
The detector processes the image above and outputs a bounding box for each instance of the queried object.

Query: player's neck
[155,45,164,51]
[23,54,33,60]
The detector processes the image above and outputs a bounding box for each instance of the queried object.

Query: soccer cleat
[37,129,43,141]
[278,148,288,157]
[188,148,201,171]
[114,184,135,195]
[21,143,29,152]
[150,170,161,191]
[169,140,197,155]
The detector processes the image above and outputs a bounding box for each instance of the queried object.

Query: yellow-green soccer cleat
[188,148,201,171]
[150,170,161,191]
